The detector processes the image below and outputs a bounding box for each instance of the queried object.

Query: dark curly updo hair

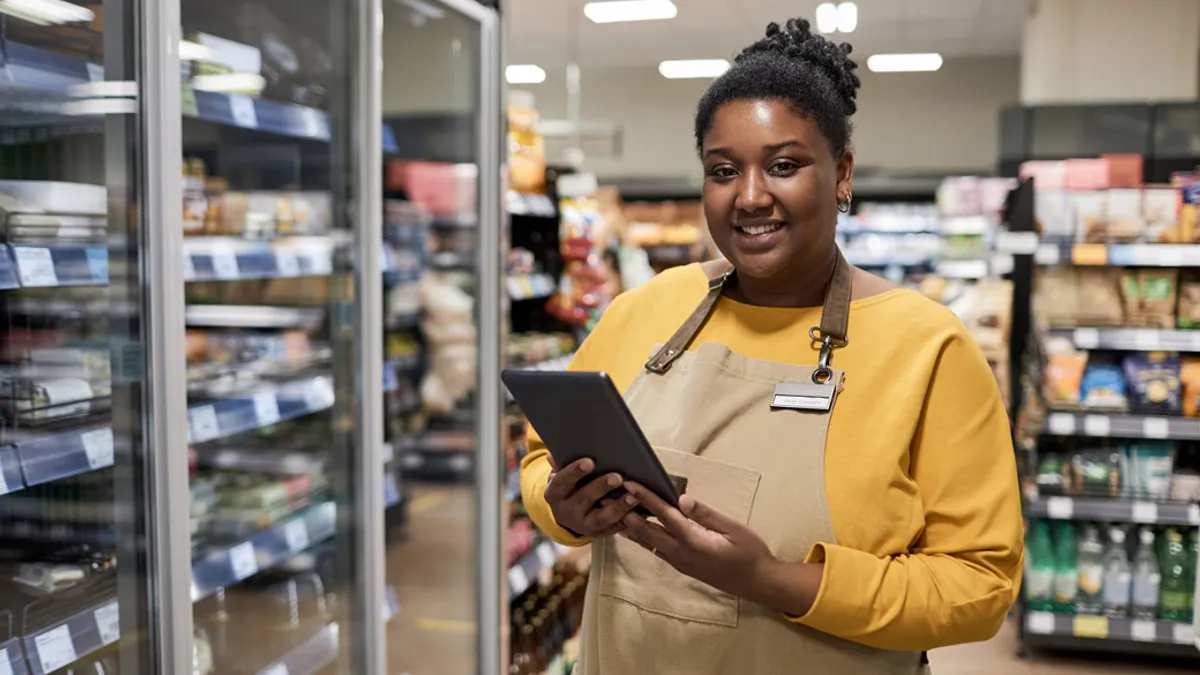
[694,18,861,157]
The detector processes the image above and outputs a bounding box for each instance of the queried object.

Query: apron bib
[574,250,930,674]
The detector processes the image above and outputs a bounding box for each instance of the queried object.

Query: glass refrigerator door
[0,1,190,674]
[178,0,381,673]
[379,0,501,673]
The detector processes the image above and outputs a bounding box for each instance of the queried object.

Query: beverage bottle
[1131,527,1162,620]
[1076,524,1106,614]
[1102,526,1132,618]
[1159,527,1191,621]
[1052,521,1078,613]
[1025,520,1055,611]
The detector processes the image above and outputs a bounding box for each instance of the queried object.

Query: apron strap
[644,249,853,375]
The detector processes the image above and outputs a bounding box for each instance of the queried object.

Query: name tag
[770,382,836,412]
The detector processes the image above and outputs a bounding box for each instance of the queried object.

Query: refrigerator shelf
[0,637,29,675]
[1043,411,1200,441]
[185,305,327,329]
[253,622,339,675]
[22,597,118,675]
[191,501,337,603]
[1024,611,1197,654]
[183,237,335,282]
[1050,327,1200,353]
[12,424,113,489]
[186,375,335,445]
[3,244,106,288]
[1025,496,1200,526]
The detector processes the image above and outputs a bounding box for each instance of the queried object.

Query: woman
[520,17,1023,674]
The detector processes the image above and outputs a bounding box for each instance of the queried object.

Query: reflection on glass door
[380,0,500,673]
[177,0,374,673]
[0,1,179,674]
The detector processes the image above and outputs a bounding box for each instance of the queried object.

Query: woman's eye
[709,166,737,178]
[769,161,798,174]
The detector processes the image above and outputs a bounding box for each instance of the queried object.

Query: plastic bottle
[1076,524,1106,615]
[1052,521,1078,613]
[1159,527,1191,621]
[1102,526,1132,618]
[1026,520,1055,611]
[1131,527,1162,620]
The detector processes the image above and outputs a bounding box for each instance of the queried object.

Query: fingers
[582,493,637,533]
[570,473,625,514]
[624,483,692,537]
[547,454,561,472]
[622,512,677,557]
[678,495,738,535]
[544,458,595,503]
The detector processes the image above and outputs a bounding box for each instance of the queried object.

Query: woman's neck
[728,250,837,308]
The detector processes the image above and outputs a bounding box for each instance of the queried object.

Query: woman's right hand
[544,457,637,538]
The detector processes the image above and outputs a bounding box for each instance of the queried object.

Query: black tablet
[502,369,681,510]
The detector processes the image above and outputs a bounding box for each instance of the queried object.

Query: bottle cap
[1140,528,1155,545]
[1111,528,1126,544]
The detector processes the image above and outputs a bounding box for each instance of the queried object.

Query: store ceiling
[504,0,1028,69]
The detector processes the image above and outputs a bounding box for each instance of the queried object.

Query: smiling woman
[519,16,1023,675]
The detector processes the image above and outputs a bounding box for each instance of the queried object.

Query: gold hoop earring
[837,190,852,213]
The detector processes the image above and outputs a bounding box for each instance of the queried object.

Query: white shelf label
[94,600,120,646]
[1131,619,1157,642]
[1047,413,1075,435]
[997,231,1040,255]
[1172,621,1194,644]
[211,248,240,280]
[1134,329,1159,350]
[302,109,328,138]
[1046,496,1074,520]
[1131,501,1158,524]
[230,541,258,580]
[81,427,115,470]
[14,247,58,287]
[1035,244,1060,266]
[1143,417,1170,439]
[1189,504,1200,525]
[34,624,77,673]
[189,405,221,444]
[183,253,196,281]
[1083,415,1111,437]
[0,650,10,675]
[86,62,104,82]
[275,251,301,277]
[0,463,10,496]
[536,542,557,569]
[1072,328,1100,349]
[253,392,281,427]
[307,252,333,275]
[1157,248,1186,267]
[303,378,334,410]
[263,664,290,675]
[508,566,529,594]
[284,518,309,553]
[1027,611,1055,635]
[229,95,258,128]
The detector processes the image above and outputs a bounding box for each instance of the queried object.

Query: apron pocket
[597,447,761,628]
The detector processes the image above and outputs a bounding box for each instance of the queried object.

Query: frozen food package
[1123,352,1182,415]
[1080,363,1128,410]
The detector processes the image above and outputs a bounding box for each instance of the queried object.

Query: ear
[836,149,855,199]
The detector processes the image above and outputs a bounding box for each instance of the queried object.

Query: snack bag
[1180,357,1200,416]
[1123,352,1182,415]
[1080,363,1128,410]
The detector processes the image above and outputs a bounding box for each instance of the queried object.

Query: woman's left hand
[620,482,779,605]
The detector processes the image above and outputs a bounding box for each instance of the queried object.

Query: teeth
[738,223,782,235]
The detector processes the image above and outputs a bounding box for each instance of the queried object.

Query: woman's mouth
[735,222,785,236]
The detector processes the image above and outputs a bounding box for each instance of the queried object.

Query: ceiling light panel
[506,64,547,85]
[584,0,677,24]
[835,2,857,33]
[658,59,730,79]
[866,53,943,73]
[815,3,837,34]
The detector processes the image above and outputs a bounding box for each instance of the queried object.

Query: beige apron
[575,251,930,674]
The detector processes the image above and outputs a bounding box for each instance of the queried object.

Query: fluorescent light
[658,59,730,79]
[506,65,547,85]
[815,3,837,34]
[584,0,676,24]
[867,53,943,73]
[0,0,93,25]
[836,2,857,33]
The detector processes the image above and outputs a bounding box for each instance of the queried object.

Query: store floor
[385,485,1197,675]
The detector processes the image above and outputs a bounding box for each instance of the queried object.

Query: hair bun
[736,16,861,116]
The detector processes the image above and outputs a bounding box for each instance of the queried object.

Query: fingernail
[581,460,594,472]
[607,474,621,487]
[624,495,637,505]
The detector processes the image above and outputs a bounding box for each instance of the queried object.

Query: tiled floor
[386,485,1200,674]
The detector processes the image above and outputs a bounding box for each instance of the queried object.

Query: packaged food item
[1182,358,1200,417]
[1035,455,1071,495]
[1142,186,1181,243]
[1035,268,1080,328]
[1071,191,1108,242]
[1105,188,1144,241]
[1074,269,1124,327]
[1071,448,1123,497]
[1123,352,1182,415]
[507,91,547,194]
[1044,338,1088,406]
[1080,363,1128,410]
[1177,273,1200,329]
[1136,270,1177,328]
[1127,443,1176,500]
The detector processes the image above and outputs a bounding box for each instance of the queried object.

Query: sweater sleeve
[791,329,1025,650]
[519,293,635,547]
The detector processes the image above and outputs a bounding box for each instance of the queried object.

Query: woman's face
[700,99,853,285]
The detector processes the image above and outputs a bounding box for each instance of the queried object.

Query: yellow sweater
[520,264,1024,651]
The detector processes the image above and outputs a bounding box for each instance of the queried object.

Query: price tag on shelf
[1172,622,1194,644]
[275,251,301,277]
[86,247,108,283]
[1047,413,1075,435]
[228,95,258,128]
[263,664,290,675]
[1143,417,1170,439]
[183,253,196,281]
[86,62,104,82]
[81,427,115,470]
[302,109,329,138]
[1156,247,1186,267]
[1131,501,1158,524]
[1130,619,1157,642]
[34,624,77,674]
[1034,243,1060,266]
[1071,244,1108,266]
[1134,329,1159,350]
[253,392,281,427]
[1046,496,1074,520]
[996,231,1040,255]
[1082,415,1110,437]
[230,541,259,580]
[508,566,529,595]
[0,464,9,496]
[0,648,12,675]
[211,248,240,280]
[1072,615,1109,639]
[1026,611,1055,635]
[1189,504,1200,525]
[1072,328,1100,349]
[303,378,335,410]
[536,542,557,569]
[284,518,309,553]
[189,405,221,444]
[13,247,58,287]
[94,600,120,646]
[307,252,333,275]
